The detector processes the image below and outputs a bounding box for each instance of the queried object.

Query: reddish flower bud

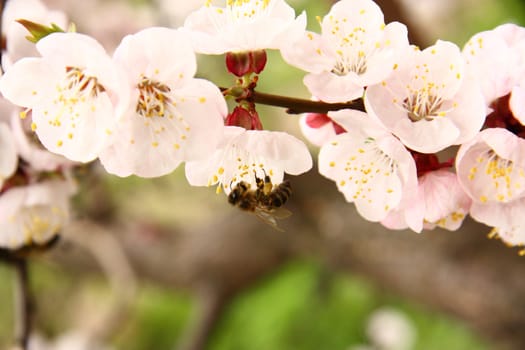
[225,106,263,130]
[225,50,267,77]
[250,50,267,74]
[305,113,345,134]
[411,151,454,177]
[226,52,251,77]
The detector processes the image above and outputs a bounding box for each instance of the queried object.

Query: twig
[176,287,229,350]
[12,258,32,350]
[221,87,365,114]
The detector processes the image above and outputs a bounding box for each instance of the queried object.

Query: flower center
[228,0,270,18]
[326,15,375,77]
[136,78,172,119]
[206,0,270,20]
[332,50,368,76]
[19,205,65,245]
[47,66,106,137]
[402,89,444,122]
[468,149,525,203]
[63,66,105,98]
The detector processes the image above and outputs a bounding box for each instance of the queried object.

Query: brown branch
[221,87,365,114]
[12,258,32,350]
[253,90,365,114]
[176,287,230,350]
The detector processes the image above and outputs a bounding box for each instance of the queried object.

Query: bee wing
[254,208,285,232]
[270,207,292,219]
[253,207,294,232]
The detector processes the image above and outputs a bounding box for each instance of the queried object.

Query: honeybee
[228,174,292,231]
[255,174,292,209]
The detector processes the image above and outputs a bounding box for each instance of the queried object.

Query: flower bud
[305,113,345,134]
[225,106,263,130]
[225,50,267,77]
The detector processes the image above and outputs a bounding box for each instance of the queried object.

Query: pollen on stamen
[57,140,63,147]
[31,122,37,131]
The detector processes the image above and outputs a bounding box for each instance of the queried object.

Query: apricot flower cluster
[1,0,525,254]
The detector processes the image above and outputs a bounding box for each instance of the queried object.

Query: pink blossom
[456,128,525,204]
[98,27,226,178]
[463,24,525,106]
[0,32,130,162]
[382,170,471,232]
[183,0,306,54]
[185,126,312,194]
[0,177,76,249]
[9,111,75,172]
[366,41,486,153]
[282,0,409,103]
[318,109,417,222]
[299,113,345,147]
[470,198,525,247]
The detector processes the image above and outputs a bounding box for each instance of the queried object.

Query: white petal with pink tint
[185,127,312,194]
[282,0,409,103]
[366,41,486,153]
[99,28,226,178]
[463,24,525,104]
[0,122,17,187]
[183,0,306,54]
[470,199,525,247]
[0,178,75,249]
[319,109,417,222]
[456,128,525,204]
[10,112,75,172]
[0,32,130,163]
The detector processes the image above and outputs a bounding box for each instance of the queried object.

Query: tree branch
[12,258,32,350]
[221,87,365,114]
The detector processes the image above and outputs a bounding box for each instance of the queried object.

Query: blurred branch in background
[12,258,32,350]
[0,253,33,350]
[48,166,525,350]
